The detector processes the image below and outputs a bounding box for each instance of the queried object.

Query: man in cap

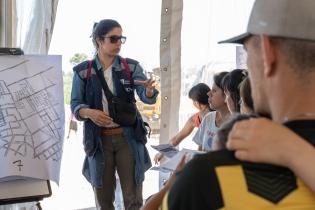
[161,0,315,209]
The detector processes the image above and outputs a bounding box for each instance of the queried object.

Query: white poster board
[0,55,63,204]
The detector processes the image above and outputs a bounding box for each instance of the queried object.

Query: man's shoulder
[169,150,304,209]
[176,150,242,195]
[191,149,239,167]
[167,150,237,210]
[192,150,302,205]
[285,120,315,146]
[191,150,293,176]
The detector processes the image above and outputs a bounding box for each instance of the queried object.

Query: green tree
[63,71,73,105]
[64,53,88,105]
[69,53,88,66]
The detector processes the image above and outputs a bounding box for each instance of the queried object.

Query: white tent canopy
[0,0,255,209]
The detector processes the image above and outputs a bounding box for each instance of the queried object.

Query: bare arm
[154,117,195,164]
[289,140,315,193]
[169,116,195,146]
[227,118,315,193]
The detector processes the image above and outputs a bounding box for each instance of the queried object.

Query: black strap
[91,60,115,101]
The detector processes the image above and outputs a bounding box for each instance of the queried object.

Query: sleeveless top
[193,113,201,128]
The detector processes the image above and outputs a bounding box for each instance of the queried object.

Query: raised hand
[134,79,156,97]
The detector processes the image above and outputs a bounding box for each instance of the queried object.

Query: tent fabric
[20,0,59,54]
[159,0,183,145]
[0,1,58,208]
[0,0,17,48]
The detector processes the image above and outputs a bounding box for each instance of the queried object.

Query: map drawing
[0,55,64,183]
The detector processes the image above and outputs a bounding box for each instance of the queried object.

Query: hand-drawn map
[0,55,64,184]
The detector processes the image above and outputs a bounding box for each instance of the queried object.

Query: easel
[0,48,52,209]
[0,179,52,208]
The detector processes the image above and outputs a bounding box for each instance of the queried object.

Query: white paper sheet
[151,149,204,172]
[0,55,64,184]
[151,143,179,158]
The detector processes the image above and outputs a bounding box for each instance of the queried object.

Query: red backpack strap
[120,57,132,81]
[86,60,92,80]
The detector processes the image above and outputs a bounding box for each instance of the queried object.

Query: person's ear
[260,35,276,77]
[96,37,103,47]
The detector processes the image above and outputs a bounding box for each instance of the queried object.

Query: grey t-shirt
[192,111,219,151]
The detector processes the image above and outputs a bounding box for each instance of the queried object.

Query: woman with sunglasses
[71,19,158,210]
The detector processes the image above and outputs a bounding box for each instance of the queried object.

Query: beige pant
[94,134,143,210]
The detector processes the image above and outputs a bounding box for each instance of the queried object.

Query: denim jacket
[70,55,158,187]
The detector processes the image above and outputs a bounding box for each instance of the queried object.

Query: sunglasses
[103,35,127,44]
